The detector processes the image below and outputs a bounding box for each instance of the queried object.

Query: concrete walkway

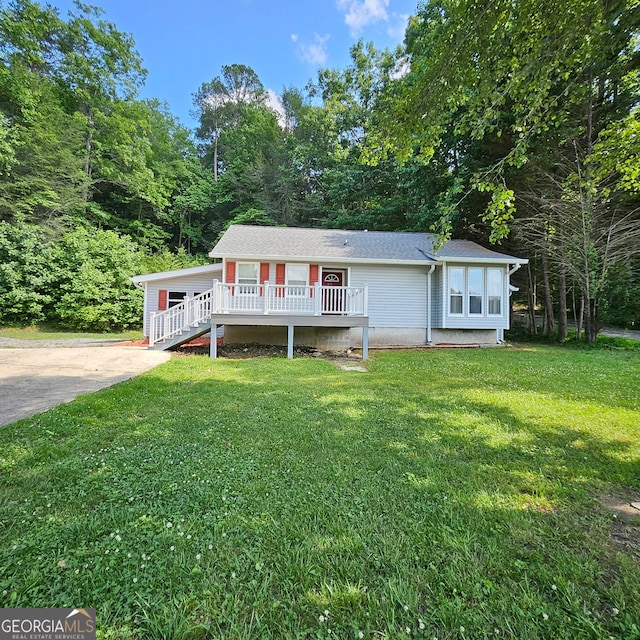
[0,345,170,427]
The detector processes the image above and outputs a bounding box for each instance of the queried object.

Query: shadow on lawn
[1,354,639,638]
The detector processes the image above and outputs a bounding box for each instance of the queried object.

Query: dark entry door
[322,269,346,314]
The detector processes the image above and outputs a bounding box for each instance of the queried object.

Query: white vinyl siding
[431,266,443,328]
[350,264,427,328]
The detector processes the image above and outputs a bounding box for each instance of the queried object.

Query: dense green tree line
[1,0,638,335]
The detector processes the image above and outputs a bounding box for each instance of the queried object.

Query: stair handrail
[149,287,215,347]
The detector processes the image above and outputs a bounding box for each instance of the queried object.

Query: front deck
[149,281,370,358]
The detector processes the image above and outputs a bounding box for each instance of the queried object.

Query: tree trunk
[585,298,599,344]
[577,294,584,341]
[557,264,568,341]
[213,135,219,181]
[527,261,538,335]
[82,124,93,203]
[541,252,555,335]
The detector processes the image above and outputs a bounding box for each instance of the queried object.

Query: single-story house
[131,225,528,358]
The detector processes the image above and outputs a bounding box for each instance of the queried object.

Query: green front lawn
[1,347,639,639]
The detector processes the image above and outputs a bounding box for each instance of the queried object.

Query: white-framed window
[168,291,187,308]
[468,268,484,315]
[449,267,464,315]
[236,262,259,294]
[447,266,504,318]
[487,268,503,315]
[286,263,309,296]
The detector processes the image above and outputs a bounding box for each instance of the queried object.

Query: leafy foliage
[51,228,143,331]
[0,0,638,334]
[0,219,54,324]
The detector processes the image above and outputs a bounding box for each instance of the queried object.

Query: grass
[506,326,640,351]
[0,325,143,341]
[0,346,639,639]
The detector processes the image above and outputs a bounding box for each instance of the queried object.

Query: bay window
[447,266,504,317]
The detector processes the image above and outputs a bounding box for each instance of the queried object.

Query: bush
[51,228,143,331]
[0,220,54,325]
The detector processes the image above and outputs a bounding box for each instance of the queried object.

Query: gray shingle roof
[209,225,526,264]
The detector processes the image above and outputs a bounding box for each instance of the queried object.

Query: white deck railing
[149,281,368,347]
[216,282,367,316]
[149,289,213,347]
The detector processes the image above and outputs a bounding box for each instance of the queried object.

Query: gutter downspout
[427,264,436,344]
[509,263,523,278]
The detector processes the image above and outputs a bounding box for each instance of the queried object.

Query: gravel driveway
[0,341,170,427]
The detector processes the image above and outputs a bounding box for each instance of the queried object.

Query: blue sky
[51,0,419,128]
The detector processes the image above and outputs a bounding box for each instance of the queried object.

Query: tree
[193,64,265,180]
[376,0,639,234]
[373,0,640,340]
[55,2,146,205]
[51,227,143,331]
[0,219,54,324]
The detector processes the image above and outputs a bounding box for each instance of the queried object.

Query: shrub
[51,228,143,331]
[0,220,54,325]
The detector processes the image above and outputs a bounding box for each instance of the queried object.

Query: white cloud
[296,33,330,66]
[387,12,410,41]
[337,0,389,36]
[265,89,287,128]
[290,33,298,43]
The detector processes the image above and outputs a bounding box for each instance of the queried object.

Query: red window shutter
[158,290,167,311]
[260,262,270,283]
[309,264,319,298]
[226,261,236,283]
[275,263,285,297]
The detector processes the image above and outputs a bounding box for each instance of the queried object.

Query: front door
[322,269,346,314]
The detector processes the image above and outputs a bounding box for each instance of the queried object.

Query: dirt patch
[600,489,640,558]
[174,342,365,361]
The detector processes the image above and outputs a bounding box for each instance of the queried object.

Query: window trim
[468,267,484,316]
[446,266,505,319]
[236,262,260,295]
[448,267,465,316]
[168,291,187,308]
[487,268,503,316]
[285,263,309,297]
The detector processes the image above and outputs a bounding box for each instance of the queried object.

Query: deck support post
[362,326,369,360]
[210,324,217,359]
[287,325,294,359]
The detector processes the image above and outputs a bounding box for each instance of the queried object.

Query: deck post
[362,326,369,360]
[314,282,322,315]
[149,312,156,348]
[210,324,217,359]
[287,325,294,359]
[212,279,219,313]
[264,282,270,314]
